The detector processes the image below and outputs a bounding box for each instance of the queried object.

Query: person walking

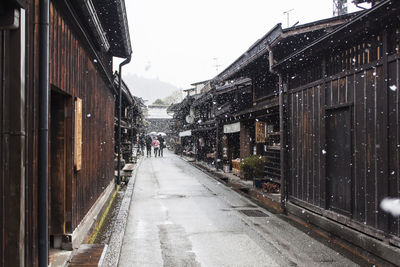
[152,136,160,157]
[140,135,146,156]
[158,134,165,157]
[145,135,152,157]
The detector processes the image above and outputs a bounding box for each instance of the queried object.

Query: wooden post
[279,74,286,210]
[379,29,389,233]
[1,8,26,266]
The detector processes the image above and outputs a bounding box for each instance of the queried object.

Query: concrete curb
[101,157,143,267]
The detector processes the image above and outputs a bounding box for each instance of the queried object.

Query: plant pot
[223,164,230,173]
[262,181,280,193]
[253,178,266,188]
[241,171,252,180]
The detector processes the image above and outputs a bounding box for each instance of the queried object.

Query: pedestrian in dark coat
[145,135,152,157]
[158,135,165,157]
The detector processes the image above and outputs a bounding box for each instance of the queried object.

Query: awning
[223,122,240,134]
[179,130,192,137]
[233,98,279,117]
[192,126,216,133]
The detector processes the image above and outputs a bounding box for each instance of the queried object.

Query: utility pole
[213,57,221,74]
[283,9,294,28]
[333,0,348,16]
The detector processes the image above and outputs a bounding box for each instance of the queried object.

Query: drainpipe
[117,55,131,184]
[268,46,287,211]
[38,0,49,266]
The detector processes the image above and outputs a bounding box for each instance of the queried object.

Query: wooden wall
[1,29,4,267]
[1,13,29,265]
[48,2,115,231]
[287,27,400,242]
[387,55,400,240]
[8,1,117,264]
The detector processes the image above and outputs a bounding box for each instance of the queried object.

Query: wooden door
[325,107,352,215]
[50,90,72,237]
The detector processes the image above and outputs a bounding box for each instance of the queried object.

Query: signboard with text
[255,121,266,143]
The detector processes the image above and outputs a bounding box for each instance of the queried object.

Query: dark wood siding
[0,29,4,267]
[289,85,325,207]
[325,106,351,215]
[388,57,400,238]
[1,19,28,266]
[1,1,118,265]
[48,2,115,231]
[287,38,400,243]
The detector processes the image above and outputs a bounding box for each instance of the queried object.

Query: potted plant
[240,155,267,187]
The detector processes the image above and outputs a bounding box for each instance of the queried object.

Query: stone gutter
[101,157,142,267]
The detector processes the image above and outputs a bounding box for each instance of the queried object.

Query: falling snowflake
[322,149,326,155]
[389,85,397,91]
[380,198,400,216]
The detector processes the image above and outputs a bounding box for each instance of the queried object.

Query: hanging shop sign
[222,135,228,159]
[255,121,266,143]
[223,122,240,134]
[179,130,192,137]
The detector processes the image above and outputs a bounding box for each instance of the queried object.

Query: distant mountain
[123,73,181,104]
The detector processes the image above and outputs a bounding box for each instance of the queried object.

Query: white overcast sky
[116,0,367,89]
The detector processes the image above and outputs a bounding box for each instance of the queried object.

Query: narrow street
[119,151,362,267]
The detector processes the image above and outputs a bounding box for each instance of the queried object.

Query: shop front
[221,122,241,172]
[179,130,195,157]
[193,126,217,163]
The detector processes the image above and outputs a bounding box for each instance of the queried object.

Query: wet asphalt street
[118,151,360,267]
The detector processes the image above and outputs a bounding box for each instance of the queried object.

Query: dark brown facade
[48,1,116,233]
[277,0,400,248]
[1,0,131,265]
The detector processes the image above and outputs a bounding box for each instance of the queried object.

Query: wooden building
[191,100,216,162]
[168,94,200,155]
[1,0,131,266]
[115,77,145,163]
[145,104,173,134]
[273,1,400,263]
[213,78,253,169]
[212,15,353,185]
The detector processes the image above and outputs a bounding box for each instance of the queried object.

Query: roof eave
[213,23,282,83]
[273,0,392,70]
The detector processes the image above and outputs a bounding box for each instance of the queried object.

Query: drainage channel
[92,186,127,244]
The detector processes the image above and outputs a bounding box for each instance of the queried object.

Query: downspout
[131,108,139,156]
[117,55,131,184]
[268,46,287,211]
[38,0,50,266]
